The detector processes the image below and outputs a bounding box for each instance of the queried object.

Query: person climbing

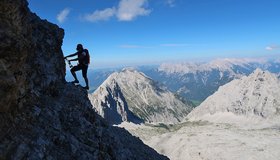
[64,44,90,90]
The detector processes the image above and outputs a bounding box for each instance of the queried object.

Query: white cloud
[117,0,151,21]
[83,0,151,22]
[266,45,280,51]
[84,8,116,22]
[57,8,71,23]
[166,0,175,7]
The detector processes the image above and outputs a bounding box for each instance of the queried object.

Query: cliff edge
[0,0,168,159]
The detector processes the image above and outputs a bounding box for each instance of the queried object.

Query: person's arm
[64,52,78,59]
[69,58,78,62]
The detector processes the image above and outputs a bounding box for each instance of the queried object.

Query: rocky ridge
[0,0,168,159]
[187,69,280,122]
[89,68,194,124]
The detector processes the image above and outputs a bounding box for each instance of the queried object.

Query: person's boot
[71,80,79,84]
[83,86,89,90]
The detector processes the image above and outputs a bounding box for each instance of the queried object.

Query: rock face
[187,69,280,122]
[0,0,168,159]
[89,75,143,125]
[89,68,194,124]
[0,0,65,112]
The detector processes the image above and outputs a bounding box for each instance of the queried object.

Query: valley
[118,121,280,160]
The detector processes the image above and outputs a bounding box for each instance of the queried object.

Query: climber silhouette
[64,44,90,90]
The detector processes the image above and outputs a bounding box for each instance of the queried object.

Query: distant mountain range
[89,68,194,124]
[84,57,280,105]
[139,58,280,103]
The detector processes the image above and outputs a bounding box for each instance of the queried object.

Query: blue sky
[28,0,280,68]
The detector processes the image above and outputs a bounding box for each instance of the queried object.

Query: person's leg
[82,65,89,89]
[70,65,82,83]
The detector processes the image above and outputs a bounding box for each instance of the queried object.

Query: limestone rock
[0,0,168,159]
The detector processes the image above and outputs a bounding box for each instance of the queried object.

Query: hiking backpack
[84,49,90,65]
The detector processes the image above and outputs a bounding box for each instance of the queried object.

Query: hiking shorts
[71,64,88,78]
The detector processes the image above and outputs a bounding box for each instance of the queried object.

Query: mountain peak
[251,68,267,79]
[104,68,151,87]
[187,69,280,123]
[121,67,137,72]
[90,68,194,124]
[245,68,279,85]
